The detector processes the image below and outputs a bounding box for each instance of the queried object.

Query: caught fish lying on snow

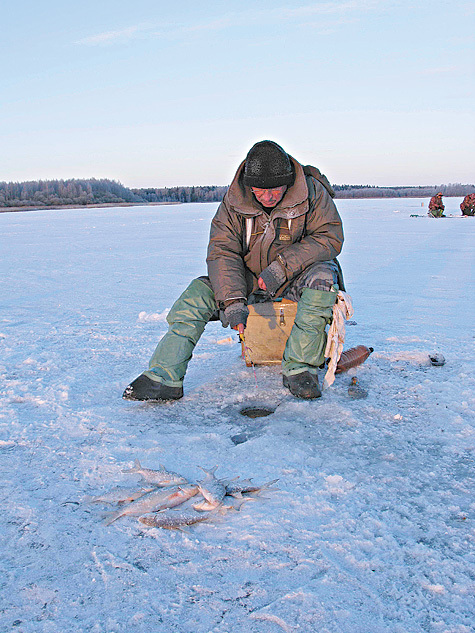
[139,506,228,530]
[193,495,251,513]
[197,466,227,509]
[122,459,187,486]
[103,484,199,525]
[192,498,223,512]
[225,478,279,498]
[84,485,157,505]
[90,460,280,530]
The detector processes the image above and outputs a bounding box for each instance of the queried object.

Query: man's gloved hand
[258,260,287,296]
[223,301,249,330]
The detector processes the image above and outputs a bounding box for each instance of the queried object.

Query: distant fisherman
[428,192,445,217]
[123,141,345,401]
[460,193,475,216]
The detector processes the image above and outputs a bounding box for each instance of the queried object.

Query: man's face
[251,185,287,208]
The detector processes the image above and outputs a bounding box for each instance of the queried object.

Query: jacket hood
[226,156,309,217]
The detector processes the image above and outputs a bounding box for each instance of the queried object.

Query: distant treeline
[0,178,142,208]
[1,178,474,209]
[131,185,228,204]
[332,183,475,199]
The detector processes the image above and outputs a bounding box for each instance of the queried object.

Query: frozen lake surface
[1,197,474,632]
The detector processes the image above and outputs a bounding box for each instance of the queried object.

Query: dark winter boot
[122,374,183,402]
[283,371,322,399]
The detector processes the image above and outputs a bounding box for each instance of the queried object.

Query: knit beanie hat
[243,141,295,188]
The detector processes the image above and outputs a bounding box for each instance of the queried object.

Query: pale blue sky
[2,1,474,187]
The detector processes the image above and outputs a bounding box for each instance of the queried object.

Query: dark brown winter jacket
[206,156,344,305]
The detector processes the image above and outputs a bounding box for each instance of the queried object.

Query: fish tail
[199,465,219,477]
[261,478,280,491]
[87,497,115,505]
[102,510,123,526]
[233,497,256,511]
[247,479,280,496]
[219,475,239,485]
[122,458,141,474]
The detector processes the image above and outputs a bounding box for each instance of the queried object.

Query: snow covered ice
[1,197,474,633]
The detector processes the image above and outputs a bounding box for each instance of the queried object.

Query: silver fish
[84,485,156,505]
[139,507,225,530]
[192,497,245,512]
[197,466,226,506]
[122,459,187,486]
[103,484,198,525]
[225,478,279,498]
[192,498,221,512]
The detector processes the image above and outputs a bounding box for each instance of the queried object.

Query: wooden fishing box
[241,298,297,366]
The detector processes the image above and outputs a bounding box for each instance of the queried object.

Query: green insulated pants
[144,278,218,387]
[282,287,337,377]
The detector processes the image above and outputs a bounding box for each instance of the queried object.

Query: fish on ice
[103,484,199,525]
[192,496,250,512]
[225,478,279,498]
[122,459,188,486]
[192,498,222,512]
[84,485,157,505]
[197,466,227,508]
[139,506,228,530]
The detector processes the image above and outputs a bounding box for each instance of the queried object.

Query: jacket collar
[226,156,309,217]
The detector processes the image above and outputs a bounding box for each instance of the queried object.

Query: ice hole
[240,406,274,419]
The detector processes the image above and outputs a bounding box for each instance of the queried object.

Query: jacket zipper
[260,217,273,271]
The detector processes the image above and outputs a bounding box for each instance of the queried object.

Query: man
[460,193,475,216]
[123,140,344,402]
[428,192,445,217]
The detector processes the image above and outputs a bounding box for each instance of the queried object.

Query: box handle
[279,307,285,326]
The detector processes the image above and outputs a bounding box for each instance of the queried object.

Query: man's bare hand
[258,277,267,291]
[232,323,245,335]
